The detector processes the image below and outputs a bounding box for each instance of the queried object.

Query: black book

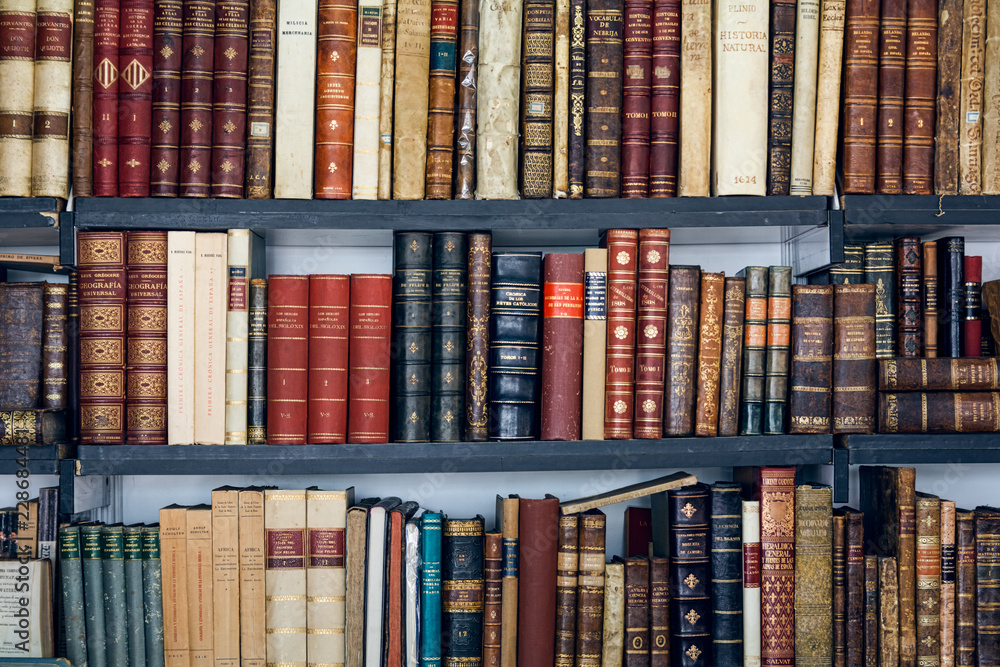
[864,241,896,359]
[442,515,485,665]
[668,482,712,667]
[247,279,268,444]
[393,232,434,442]
[432,232,468,442]
[829,244,864,285]
[488,252,543,440]
[937,236,965,358]
[710,482,742,665]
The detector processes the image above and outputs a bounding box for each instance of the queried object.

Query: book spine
[126,231,169,445]
[194,234,227,444]
[759,468,796,667]
[376,0,395,200]
[0,410,67,445]
[143,526,166,667]
[896,237,923,357]
[880,391,1000,432]
[483,532,502,667]
[832,515,846,667]
[839,0,880,193]
[602,562,624,667]
[763,266,792,434]
[554,515,579,667]
[82,525,109,667]
[676,0,709,196]
[976,508,1000,666]
[247,279,268,444]
[453,0,478,198]
[125,526,149,667]
[518,498,558,667]
[552,0,569,198]
[567,0,585,197]
[941,500,956,667]
[583,0,623,197]
[238,489,265,667]
[0,0,34,196]
[393,233,434,442]
[244,0,275,198]
[420,512,443,667]
[118,0,154,196]
[273,0,318,198]
[935,0,962,194]
[349,0,380,199]
[540,253,584,441]
[93,0,119,196]
[621,0,651,198]
[938,236,966,358]
[875,0,906,194]
[73,0,96,196]
[879,357,1000,391]
[664,265,700,436]
[41,284,69,409]
[65,262,78,435]
[519,0,555,198]
[669,484,711,667]
[0,283,43,409]
[811,0,845,195]
[829,243,865,285]
[582,248,608,440]
[209,0,249,197]
[793,485,833,666]
[432,232,468,442]
[983,0,1000,193]
[924,240,939,357]
[902,0,938,194]
[864,241,896,359]
[225,231,252,445]
[150,0,183,195]
[347,274,392,442]
[188,508,216,667]
[160,507,190,667]
[916,495,942,667]
[103,525,130,667]
[313,0,356,198]
[647,556,666,667]
[424,0,458,198]
[863,555,878,666]
[957,0,984,194]
[307,276,351,443]
[443,517,485,667]
[964,255,983,356]
[305,489,351,667]
[60,527,89,667]
[633,230,669,438]
[178,0,215,197]
[575,511,606,667]
[743,501,761,667]
[878,556,899,666]
[843,509,864,667]
[955,510,976,667]
[717,277,746,437]
[832,283,876,434]
[267,275,310,444]
[788,285,834,434]
[264,490,307,667]
[789,0,820,195]
[766,0,796,195]
[694,272,725,436]
[710,483,742,666]
[647,0,678,197]
[603,230,638,438]
[499,498,519,667]
[621,557,649,667]
[391,0,431,200]
[740,267,769,435]
[30,0,73,198]
[465,233,492,441]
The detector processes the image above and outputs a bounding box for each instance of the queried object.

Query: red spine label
[0,12,35,59]
[34,12,71,59]
[543,282,584,319]
[228,267,247,310]
[743,543,761,586]
[307,528,345,567]
[265,528,305,568]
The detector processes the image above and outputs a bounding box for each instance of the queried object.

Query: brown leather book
[766,0,796,195]
[392,0,432,200]
[832,514,846,667]
[878,556,899,667]
[619,556,649,667]
[574,509,606,667]
[976,507,1000,667]
[633,229,670,439]
[126,231,169,445]
[603,230,639,439]
[41,284,68,410]
[863,555,879,666]
[465,233,492,441]
[483,531,502,667]
[896,237,922,356]
[72,0,96,196]
[694,271,724,437]
[879,392,1000,433]
[955,509,976,667]
[837,507,865,667]
[178,0,216,197]
[313,0,357,199]
[923,241,939,357]
[647,0,678,197]
[540,253,584,441]
[621,0,652,197]
[555,514,579,667]
[902,0,938,194]
[453,0,478,199]
[648,556,668,667]
[915,494,942,666]
[941,500,956,667]
[663,266,700,437]
[832,284,876,434]
[520,0,555,198]
[210,0,249,198]
[150,0,183,196]
[584,0,624,197]
[244,0,275,198]
[718,277,745,437]
[568,0,585,198]
[0,283,43,410]
[934,0,961,194]
[788,285,833,434]
[425,0,460,198]
[875,0,906,194]
[840,0,880,193]
[517,497,559,667]
[878,358,1000,391]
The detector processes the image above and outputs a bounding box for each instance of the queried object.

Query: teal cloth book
[142,525,165,667]
[420,511,443,667]
[80,524,107,667]
[124,525,147,667]
[58,527,87,667]
[101,525,128,667]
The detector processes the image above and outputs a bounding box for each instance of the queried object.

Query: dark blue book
[420,511,443,667]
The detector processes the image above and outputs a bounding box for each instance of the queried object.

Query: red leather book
[267,275,309,444]
[118,0,154,196]
[313,0,357,198]
[648,0,679,197]
[179,0,216,197]
[625,506,652,557]
[633,229,669,438]
[150,0,183,196]
[517,496,559,667]
[901,0,937,194]
[308,275,350,444]
[964,255,983,357]
[621,0,652,198]
[540,253,585,441]
[93,0,121,196]
[347,274,392,443]
[604,229,639,439]
[210,0,249,197]
[385,505,407,667]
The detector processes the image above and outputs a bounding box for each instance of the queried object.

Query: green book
[101,524,128,667]
[58,527,87,667]
[125,525,147,667]
[142,525,165,667]
[81,524,108,667]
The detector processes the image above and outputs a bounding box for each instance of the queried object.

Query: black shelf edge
[75,436,833,475]
[841,433,1000,464]
[843,194,1000,226]
[0,197,62,220]
[0,444,64,475]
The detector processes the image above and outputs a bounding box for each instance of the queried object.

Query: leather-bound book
[465,233,492,442]
[718,277,745,437]
[582,249,608,440]
[874,0,905,194]
[668,483,711,667]
[72,0,96,196]
[264,491,306,667]
[676,0,710,197]
[880,392,1000,433]
[663,266,700,437]
[986,5,1000,195]
[0,283,43,410]
[345,498,375,667]
[902,0,938,194]
[553,0,568,198]
[794,484,833,666]
[832,283,876,434]
[935,0,962,195]
[67,271,80,442]
[118,0,154,197]
[102,524,129,667]
[837,507,864,667]
[941,500,956,667]
[41,284,68,410]
[313,0,356,199]
[788,0,820,195]
[517,497,559,667]
[765,0,796,195]
[267,275,309,444]
[376,0,395,201]
[585,0,624,197]
[810,0,845,196]
[178,0,215,197]
[244,0,275,198]
[488,253,543,440]
[0,0,34,195]
[647,0,679,197]
[964,255,983,356]
[955,509,976,667]
[621,0,652,197]
[432,232,468,442]
[741,501,761,667]
[442,516,485,667]
[307,275,350,443]
[739,267,768,435]
[392,0,432,200]
[453,0,478,199]
[248,279,267,444]
[613,556,648,667]
[483,531,502,667]
[863,555,878,665]
[633,230,669,439]
[878,556,899,666]
[976,507,1000,666]
[554,515,579,667]
[348,274,392,443]
[78,232,127,444]
[829,244,864,284]
[896,237,922,357]
[694,272,724,437]
[519,0,555,198]
[209,0,249,198]
[625,507,652,557]
[150,0,182,196]
[938,236,966,358]
[879,358,1000,390]
[763,266,792,434]
[540,253,584,441]
[924,241,939,357]
[496,495,519,667]
[392,233,433,443]
[864,241,895,359]
[648,556,668,667]
[419,510,443,667]
[424,0,459,199]
[273,0,319,199]
[575,510,606,667]
[603,230,639,439]
[305,488,355,667]
[915,493,942,666]
[788,285,833,434]
[832,514,846,667]
[602,562,625,667]
[567,0,585,198]
[710,483,742,666]
[840,0,879,193]
[125,231,168,445]
[31,0,74,199]
[93,0,120,196]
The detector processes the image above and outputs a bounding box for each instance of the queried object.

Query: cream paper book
[352,1,384,199]
[677,0,711,196]
[711,0,768,195]
[391,0,431,200]
[789,0,821,195]
[274,0,318,198]
[743,500,761,667]
[959,0,986,194]
[553,0,570,197]
[211,489,240,667]
[979,0,1000,193]
[377,0,397,199]
[168,232,196,445]
[239,489,266,667]
[0,560,52,656]
[306,488,355,667]
[225,230,253,444]
[264,490,308,667]
[195,233,228,445]
[600,561,624,667]
[581,248,608,440]
[0,0,36,196]
[160,505,191,667]
[187,506,216,667]
[30,0,73,198]
[811,0,845,196]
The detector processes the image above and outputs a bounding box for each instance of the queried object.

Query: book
[880,391,1000,432]
[555,515,578,667]
[306,488,355,667]
[901,0,938,194]
[273,0,318,198]
[864,241,896,359]
[763,266,792,434]
[194,233,227,444]
[983,0,1000,193]
[766,0,796,195]
[186,507,214,667]
[248,279,268,444]
[788,285,833,434]
[875,0,906,194]
[668,484,711,666]
[617,556,649,667]
[863,554,878,665]
[603,231,638,439]
[126,231,168,445]
[915,494,942,666]
[517,497,558,667]
[789,0,821,195]
[264,490,307,667]
[584,0,624,197]
[677,0,709,196]
[664,266,700,436]
[935,0,962,194]
[839,0,880,193]
[832,283,876,434]
[496,495,519,667]
[442,517,485,667]
[364,498,400,667]
[574,510,606,667]
[244,0,275,198]
[72,0,96,197]
[209,0,248,198]
[465,234,492,441]
[313,0,357,199]
[955,508,976,667]
[718,277,746,437]
[30,0,74,199]
[794,484,833,666]
[559,472,697,514]
[432,232,468,442]
[92,0,118,196]
[160,506,189,667]
[125,525,148,667]
[839,507,864,667]
[143,525,165,667]
[567,0,586,197]
[739,267,769,435]
[829,243,864,284]
[345,498,377,667]
[811,0,846,195]
[965,255,984,355]
[941,499,957,667]
[178,0,215,197]
[167,231,196,444]
[924,240,939,357]
[420,511,443,667]
[211,489,239,667]
[879,357,1000,390]
[392,0,432,200]
[59,527,88,667]
[959,0,985,194]
[404,519,421,667]
[347,275,392,443]
[976,506,1000,666]
[896,236,923,357]
[237,490,264,667]
[393,233,433,442]
[633,231,669,438]
[266,276,310,444]
[520,0,555,198]
[938,237,966,358]
[376,0,396,200]
[0,560,53,656]
[81,524,109,667]
[710,483,742,665]
[453,0,478,199]
[694,272,724,436]
[150,0,183,196]
[225,231,263,445]
[878,556,899,666]
[349,0,382,200]
[307,275,350,443]
[387,501,419,667]
[483,531,502,667]
[540,253,584,440]
[0,283,43,409]
[621,0,652,198]
[601,561,624,667]
[40,284,68,411]
[118,0,154,197]
[647,0,679,197]
[742,501,761,667]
